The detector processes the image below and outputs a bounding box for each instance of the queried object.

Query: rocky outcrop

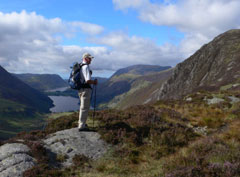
[157,29,240,100]
[43,128,109,167]
[0,143,36,177]
[0,129,110,175]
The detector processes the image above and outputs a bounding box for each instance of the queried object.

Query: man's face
[85,57,92,64]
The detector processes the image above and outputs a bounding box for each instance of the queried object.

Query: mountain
[0,66,54,139]
[14,73,68,91]
[0,66,53,113]
[154,29,240,100]
[96,65,171,109]
[92,77,108,84]
[111,64,171,78]
[106,68,173,109]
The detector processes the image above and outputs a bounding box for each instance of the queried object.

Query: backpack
[68,62,87,90]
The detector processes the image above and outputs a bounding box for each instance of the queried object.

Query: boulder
[0,143,36,177]
[43,128,109,167]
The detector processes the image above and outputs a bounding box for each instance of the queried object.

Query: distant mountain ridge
[14,73,68,91]
[0,66,54,140]
[0,66,53,113]
[96,64,172,108]
[111,64,171,78]
[92,77,108,84]
[112,68,174,109]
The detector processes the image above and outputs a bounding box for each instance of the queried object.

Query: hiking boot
[78,127,90,132]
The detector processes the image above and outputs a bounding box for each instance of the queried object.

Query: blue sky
[0,0,240,78]
[0,0,183,46]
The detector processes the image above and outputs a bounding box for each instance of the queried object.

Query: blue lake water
[49,96,79,113]
[46,86,69,92]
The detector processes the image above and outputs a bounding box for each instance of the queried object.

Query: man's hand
[86,79,98,85]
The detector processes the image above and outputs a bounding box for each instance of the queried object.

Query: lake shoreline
[49,96,79,113]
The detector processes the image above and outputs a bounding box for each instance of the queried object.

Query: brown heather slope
[2,89,240,177]
[156,29,240,100]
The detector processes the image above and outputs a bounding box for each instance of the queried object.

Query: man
[78,53,98,131]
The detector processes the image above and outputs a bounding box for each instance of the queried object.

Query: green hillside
[96,65,172,109]
[0,65,53,140]
[0,66,53,113]
[14,73,68,91]
[106,68,174,109]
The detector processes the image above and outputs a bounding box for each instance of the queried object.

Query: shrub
[163,136,240,177]
[45,113,78,134]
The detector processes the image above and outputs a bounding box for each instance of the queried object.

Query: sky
[0,0,240,78]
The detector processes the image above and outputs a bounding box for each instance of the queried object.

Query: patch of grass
[44,112,78,134]
[154,91,240,130]
[163,136,240,177]
[72,154,92,170]
[83,105,198,176]
[0,113,46,140]
[162,118,240,177]
[46,112,75,120]
[0,98,27,111]
[221,120,240,142]
[56,154,68,163]
[220,84,233,91]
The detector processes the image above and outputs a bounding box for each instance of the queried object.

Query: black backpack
[68,62,87,90]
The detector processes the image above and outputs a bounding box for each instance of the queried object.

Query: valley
[0,29,240,176]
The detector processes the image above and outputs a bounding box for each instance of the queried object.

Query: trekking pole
[93,84,97,128]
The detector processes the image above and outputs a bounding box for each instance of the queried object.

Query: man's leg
[78,88,91,129]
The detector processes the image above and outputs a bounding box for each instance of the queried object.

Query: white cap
[82,53,94,59]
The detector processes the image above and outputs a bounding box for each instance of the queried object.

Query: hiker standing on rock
[78,53,98,131]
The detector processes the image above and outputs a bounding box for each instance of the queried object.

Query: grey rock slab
[0,143,36,177]
[206,97,225,105]
[228,96,240,104]
[0,161,35,177]
[43,128,109,167]
[0,143,30,160]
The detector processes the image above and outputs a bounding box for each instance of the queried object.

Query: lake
[49,96,79,113]
[46,86,69,92]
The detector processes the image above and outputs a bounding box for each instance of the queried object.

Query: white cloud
[113,0,240,57]
[90,31,180,69]
[0,10,107,77]
[2,0,240,79]
[112,0,148,10]
[0,10,181,79]
[71,21,104,35]
[139,0,240,34]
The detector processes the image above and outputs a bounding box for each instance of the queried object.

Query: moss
[220,84,233,91]
[56,154,68,163]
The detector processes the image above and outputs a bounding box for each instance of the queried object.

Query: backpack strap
[79,63,88,67]
[74,63,87,74]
